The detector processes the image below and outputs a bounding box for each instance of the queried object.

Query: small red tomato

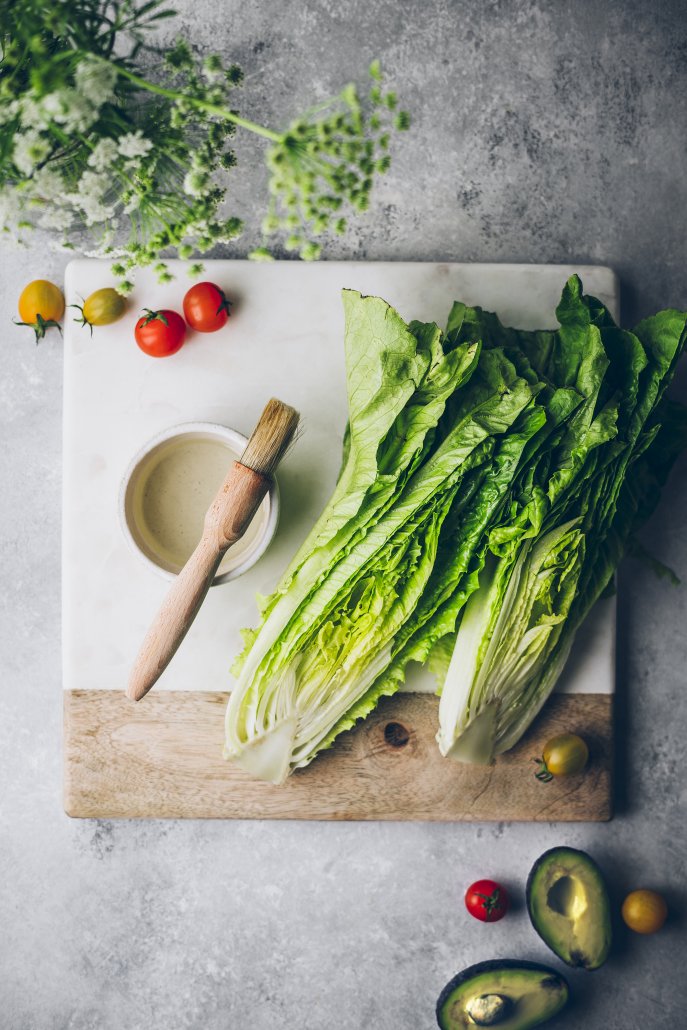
[134,308,186,357]
[465,880,509,923]
[183,281,232,333]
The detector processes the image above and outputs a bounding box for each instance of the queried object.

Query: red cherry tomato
[465,880,509,923]
[182,282,232,333]
[134,308,186,357]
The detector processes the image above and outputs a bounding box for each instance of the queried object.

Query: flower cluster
[0,0,409,290]
[258,63,407,261]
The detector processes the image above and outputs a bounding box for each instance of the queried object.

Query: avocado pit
[466,992,512,1025]
[436,959,569,1029]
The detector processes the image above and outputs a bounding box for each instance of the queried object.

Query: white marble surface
[63,259,616,695]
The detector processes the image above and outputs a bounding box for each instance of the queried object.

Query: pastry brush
[126,397,299,702]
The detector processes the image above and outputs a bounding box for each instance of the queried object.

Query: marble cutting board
[63,260,616,820]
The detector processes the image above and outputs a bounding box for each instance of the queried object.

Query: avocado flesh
[527,847,611,970]
[437,961,569,1030]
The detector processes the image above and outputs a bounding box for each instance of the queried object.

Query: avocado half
[526,847,612,970]
[436,959,569,1029]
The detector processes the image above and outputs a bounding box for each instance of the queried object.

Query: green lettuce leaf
[437,519,585,762]
[226,277,687,782]
[224,295,535,782]
[436,278,687,763]
[232,292,480,676]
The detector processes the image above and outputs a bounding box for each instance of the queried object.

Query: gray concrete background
[1,1,686,1027]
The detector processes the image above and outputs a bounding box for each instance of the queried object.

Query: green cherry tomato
[534,733,589,781]
[72,288,126,334]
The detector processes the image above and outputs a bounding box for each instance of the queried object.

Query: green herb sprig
[0,1,410,292]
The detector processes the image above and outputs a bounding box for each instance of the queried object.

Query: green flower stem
[111,63,282,143]
[297,148,346,189]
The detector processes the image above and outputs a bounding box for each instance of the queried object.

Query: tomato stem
[141,308,169,327]
[215,288,233,317]
[13,313,63,343]
[532,757,553,783]
[70,304,94,336]
[476,888,502,919]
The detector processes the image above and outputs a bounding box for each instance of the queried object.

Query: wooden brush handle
[127,462,268,702]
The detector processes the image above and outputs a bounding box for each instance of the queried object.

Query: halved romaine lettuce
[437,519,585,762]
[225,293,538,781]
[435,279,687,763]
[226,278,687,782]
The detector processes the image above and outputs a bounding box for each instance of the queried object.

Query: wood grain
[64,691,612,821]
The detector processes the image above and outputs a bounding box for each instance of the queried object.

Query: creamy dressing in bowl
[120,423,278,584]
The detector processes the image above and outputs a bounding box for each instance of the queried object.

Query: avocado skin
[436,959,569,1030]
[526,846,612,971]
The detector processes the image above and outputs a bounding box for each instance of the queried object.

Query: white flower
[38,207,73,231]
[13,131,51,175]
[88,137,119,171]
[117,132,153,159]
[42,89,97,134]
[68,170,116,226]
[18,94,51,131]
[0,99,20,125]
[29,166,68,202]
[183,169,209,197]
[41,92,69,120]
[63,95,98,133]
[82,170,112,196]
[80,195,117,226]
[74,58,118,107]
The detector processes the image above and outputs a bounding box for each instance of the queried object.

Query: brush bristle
[240,398,300,477]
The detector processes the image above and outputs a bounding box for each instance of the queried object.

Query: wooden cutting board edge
[63,690,612,822]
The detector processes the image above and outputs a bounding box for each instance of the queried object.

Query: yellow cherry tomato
[534,733,589,781]
[73,288,126,334]
[622,890,668,934]
[16,279,65,342]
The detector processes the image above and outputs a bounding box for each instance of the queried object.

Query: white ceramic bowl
[119,421,279,585]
